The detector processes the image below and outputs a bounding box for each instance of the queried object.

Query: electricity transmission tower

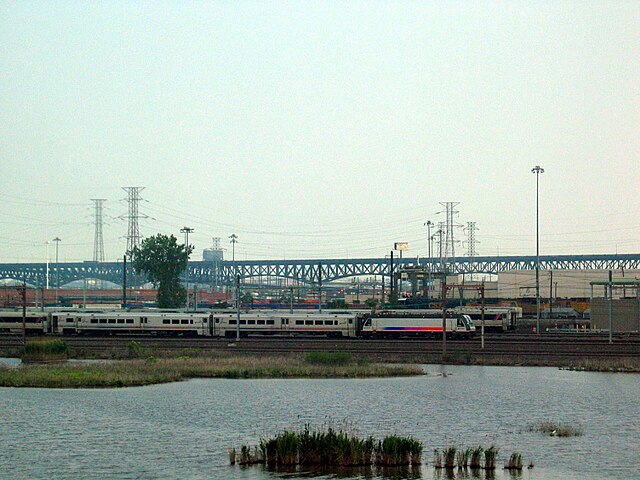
[121,187,148,253]
[91,199,106,262]
[439,202,461,268]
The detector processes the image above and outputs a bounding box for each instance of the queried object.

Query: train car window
[108,319,116,324]
[66,318,74,323]
[117,319,125,324]
[239,320,246,325]
[215,318,220,323]
[163,319,170,324]
[99,319,107,324]
[257,320,265,325]
[305,320,313,325]
[295,320,304,325]
[315,320,323,325]
[172,320,180,325]
[90,319,98,324]
[266,319,275,325]
[348,319,353,324]
[229,319,237,324]
[181,320,189,325]
[248,320,256,325]
[126,319,134,324]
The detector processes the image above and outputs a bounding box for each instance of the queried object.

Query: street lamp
[180,227,194,310]
[532,165,545,334]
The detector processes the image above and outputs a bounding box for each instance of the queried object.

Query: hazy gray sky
[1,1,639,263]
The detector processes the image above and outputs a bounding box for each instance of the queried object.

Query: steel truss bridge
[1,254,639,288]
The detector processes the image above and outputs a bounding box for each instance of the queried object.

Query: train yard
[1,333,638,365]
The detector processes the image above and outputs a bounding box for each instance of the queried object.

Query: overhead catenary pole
[122,254,127,309]
[235,274,241,341]
[608,270,613,344]
[53,237,61,305]
[441,273,447,363]
[318,262,322,313]
[531,165,545,334]
[481,280,486,349]
[19,281,27,345]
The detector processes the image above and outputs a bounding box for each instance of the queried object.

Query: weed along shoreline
[0,342,424,388]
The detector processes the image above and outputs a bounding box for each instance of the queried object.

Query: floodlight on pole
[531,165,545,334]
[180,227,194,310]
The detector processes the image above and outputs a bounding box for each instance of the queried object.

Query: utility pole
[235,274,241,341]
[481,280,486,349]
[318,262,323,313]
[441,273,447,364]
[122,254,127,309]
[181,227,194,310]
[53,237,61,305]
[549,270,554,319]
[531,165,544,334]
[608,270,613,344]
[18,281,27,345]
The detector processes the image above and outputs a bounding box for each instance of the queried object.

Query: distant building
[203,248,224,262]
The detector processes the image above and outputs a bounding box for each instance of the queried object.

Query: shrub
[23,340,68,356]
[305,351,352,366]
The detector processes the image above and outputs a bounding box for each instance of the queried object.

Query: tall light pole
[180,227,194,310]
[532,165,544,334]
[424,221,432,268]
[229,234,238,310]
[53,237,61,305]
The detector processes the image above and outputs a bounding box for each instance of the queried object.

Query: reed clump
[484,445,499,470]
[469,446,483,469]
[504,452,523,470]
[230,426,422,468]
[443,446,456,469]
[456,447,471,469]
[528,421,583,437]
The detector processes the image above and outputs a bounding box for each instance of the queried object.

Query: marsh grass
[560,358,640,373]
[305,351,354,366]
[238,427,422,468]
[433,449,443,469]
[528,421,583,437]
[0,355,422,388]
[21,339,69,362]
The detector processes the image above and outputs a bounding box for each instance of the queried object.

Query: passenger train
[0,309,475,339]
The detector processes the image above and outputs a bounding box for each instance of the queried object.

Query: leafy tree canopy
[129,234,194,308]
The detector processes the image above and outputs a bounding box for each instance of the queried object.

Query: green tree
[129,234,193,308]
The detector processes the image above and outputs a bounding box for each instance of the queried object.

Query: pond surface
[1,365,638,479]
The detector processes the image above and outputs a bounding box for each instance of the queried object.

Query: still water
[0,365,638,480]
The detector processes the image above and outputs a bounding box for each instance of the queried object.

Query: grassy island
[0,351,423,388]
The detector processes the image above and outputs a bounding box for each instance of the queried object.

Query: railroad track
[1,335,638,360]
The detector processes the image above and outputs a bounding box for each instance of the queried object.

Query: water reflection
[433,468,510,480]
[259,464,520,479]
